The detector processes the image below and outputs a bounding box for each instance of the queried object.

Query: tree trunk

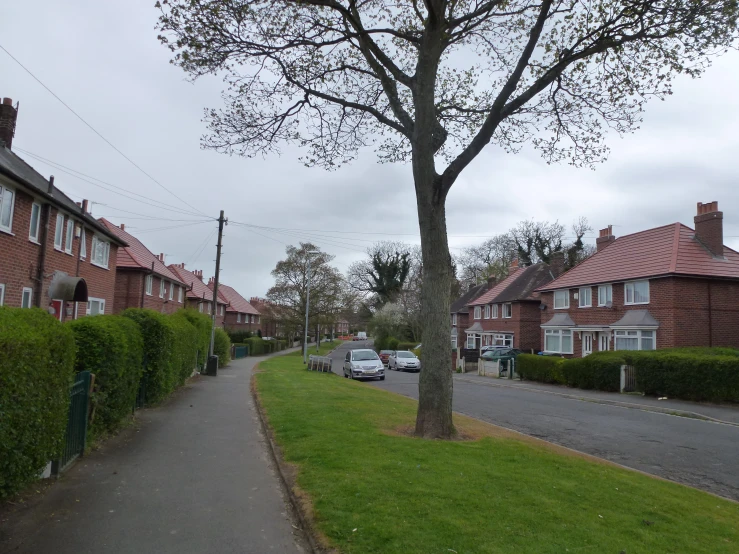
[414,172,455,439]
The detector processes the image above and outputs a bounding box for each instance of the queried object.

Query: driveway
[328,342,739,501]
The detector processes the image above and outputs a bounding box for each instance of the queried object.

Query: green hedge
[0,308,76,498]
[214,327,231,365]
[68,316,144,438]
[247,336,267,356]
[177,309,212,368]
[561,352,624,392]
[227,329,253,343]
[517,354,565,384]
[168,312,199,386]
[396,341,418,351]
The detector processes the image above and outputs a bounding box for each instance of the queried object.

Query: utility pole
[209,210,227,357]
[303,250,319,363]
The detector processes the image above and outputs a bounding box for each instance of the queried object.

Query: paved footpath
[1,355,307,554]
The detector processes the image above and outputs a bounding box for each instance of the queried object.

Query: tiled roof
[0,147,125,245]
[168,264,226,305]
[211,283,260,315]
[100,219,184,283]
[451,282,488,313]
[538,223,739,291]
[491,263,555,303]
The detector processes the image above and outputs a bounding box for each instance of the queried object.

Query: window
[0,283,5,306]
[220,305,224,316]
[474,306,481,319]
[168,282,174,300]
[503,303,512,318]
[54,214,64,249]
[256,316,260,324]
[86,297,105,316]
[80,229,87,259]
[199,302,203,313]
[579,287,592,308]
[21,287,33,309]
[625,281,649,304]
[145,275,153,295]
[493,334,513,347]
[29,203,41,242]
[452,313,457,326]
[484,305,491,319]
[0,184,14,232]
[91,236,110,268]
[614,330,656,351]
[544,329,573,353]
[598,284,612,306]
[237,313,242,323]
[492,304,498,318]
[178,286,183,303]
[160,279,165,298]
[466,334,475,349]
[451,332,457,349]
[553,290,569,309]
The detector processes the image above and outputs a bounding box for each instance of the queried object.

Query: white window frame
[451,332,457,349]
[0,184,15,233]
[90,235,110,268]
[484,305,491,319]
[492,304,498,319]
[451,313,457,326]
[54,213,64,250]
[493,333,513,347]
[473,306,481,319]
[466,334,475,349]
[86,297,105,316]
[64,219,74,254]
[597,284,613,306]
[168,282,174,300]
[145,275,153,295]
[220,305,224,316]
[503,303,512,318]
[544,329,573,354]
[29,202,41,243]
[624,280,650,305]
[0,283,5,306]
[237,313,241,323]
[178,286,183,303]
[160,279,165,298]
[79,229,87,259]
[614,330,656,351]
[579,287,592,308]
[553,290,570,309]
[21,287,33,309]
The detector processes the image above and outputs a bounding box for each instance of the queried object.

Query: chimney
[48,175,55,194]
[0,98,18,149]
[694,201,724,257]
[509,258,519,272]
[208,276,214,286]
[81,199,89,213]
[120,223,125,231]
[486,275,497,289]
[550,251,565,277]
[159,253,165,263]
[596,225,616,252]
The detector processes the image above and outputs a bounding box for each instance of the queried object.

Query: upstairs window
[145,275,153,295]
[168,282,174,300]
[473,306,481,319]
[579,287,592,308]
[29,203,41,242]
[54,214,64,249]
[503,303,512,318]
[65,220,74,254]
[492,304,498,318]
[237,313,241,323]
[80,229,87,259]
[598,284,612,306]
[0,185,15,232]
[554,290,569,309]
[91,236,110,268]
[451,313,457,326]
[625,281,649,305]
[160,279,165,298]
[178,286,183,303]
[484,305,491,319]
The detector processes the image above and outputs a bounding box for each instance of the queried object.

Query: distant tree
[159,0,738,439]
[348,242,412,308]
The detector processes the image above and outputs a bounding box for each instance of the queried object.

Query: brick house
[450,281,489,350]
[465,257,563,352]
[0,98,125,319]
[536,202,739,358]
[208,279,261,332]
[335,319,350,335]
[250,296,284,338]
[169,264,227,326]
[100,219,187,314]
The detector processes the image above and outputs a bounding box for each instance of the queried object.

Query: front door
[598,332,610,352]
[582,332,593,357]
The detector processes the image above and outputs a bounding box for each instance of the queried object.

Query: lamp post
[303,250,320,364]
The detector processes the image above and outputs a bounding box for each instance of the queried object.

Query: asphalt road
[329,342,739,501]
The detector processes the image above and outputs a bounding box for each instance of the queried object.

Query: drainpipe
[34,176,54,307]
[707,281,713,347]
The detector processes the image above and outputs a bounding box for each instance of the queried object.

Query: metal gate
[52,371,92,475]
[620,364,637,393]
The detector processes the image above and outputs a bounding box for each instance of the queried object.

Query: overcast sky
[3,1,738,298]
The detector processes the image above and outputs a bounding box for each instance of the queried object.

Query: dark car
[480,348,521,360]
[379,350,394,365]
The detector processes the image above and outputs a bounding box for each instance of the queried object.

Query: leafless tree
[158,0,738,438]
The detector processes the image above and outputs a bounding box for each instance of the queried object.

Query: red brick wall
[185,298,225,327]
[224,311,260,332]
[539,276,739,357]
[112,270,186,314]
[465,301,543,351]
[0,185,38,307]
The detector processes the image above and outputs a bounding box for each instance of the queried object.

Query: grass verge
[255,348,739,554]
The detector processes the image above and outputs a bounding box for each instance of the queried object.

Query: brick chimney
[550,251,565,277]
[81,199,89,213]
[596,225,616,252]
[0,98,18,149]
[207,276,214,286]
[486,275,498,289]
[694,201,724,257]
[120,223,125,231]
[159,253,165,263]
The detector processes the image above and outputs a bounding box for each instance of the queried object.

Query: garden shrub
[68,315,144,438]
[0,307,76,498]
[397,341,418,351]
[168,312,199,386]
[177,308,212,368]
[517,354,566,384]
[247,336,266,356]
[560,351,625,392]
[388,337,400,350]
[227,329,252,343]
[214,327,231,365]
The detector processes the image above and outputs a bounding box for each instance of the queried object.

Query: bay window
[614,330,655,351]
[554,290,569,309]
[544,329,573,354]
[625,280,649,305]
[466,334,475,349]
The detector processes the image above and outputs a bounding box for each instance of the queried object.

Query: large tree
[157,0,738,438]
[347,241,413,307]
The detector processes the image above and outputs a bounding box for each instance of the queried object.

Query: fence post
[620,364,626,393]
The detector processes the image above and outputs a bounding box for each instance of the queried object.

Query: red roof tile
[469,268,525,306]
[168,264,226,305]
[99,219,185,284]
[212,283,260,315]
[539,223,739,291]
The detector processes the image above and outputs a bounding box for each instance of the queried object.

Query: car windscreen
[353,351,380,361]
[397,351,416,358]
[380,350,394,354]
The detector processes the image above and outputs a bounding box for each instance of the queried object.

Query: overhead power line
[0,43,209,218]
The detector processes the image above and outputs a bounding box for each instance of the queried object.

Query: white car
[388,351,421,372]
[343,349,385,380]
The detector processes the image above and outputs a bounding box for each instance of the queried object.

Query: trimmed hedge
[68,316,144,438]
[561,352,624,392]
[168,312,199,386]
[1,308,76,498]
[177,309,212,368]
[247,336,267,356]
[397,341,418,351]
[214,327,231,365]
[517,354,565,384]
[227,329,253,343]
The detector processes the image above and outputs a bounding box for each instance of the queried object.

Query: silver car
[343,349,385,380]
[388,350,421,372]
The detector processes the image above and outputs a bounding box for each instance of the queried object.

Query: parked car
[480,345,512,353]
[480,348,521,360]
[388,350,421,372]
[343,349,385,380]
[379,350,394,365]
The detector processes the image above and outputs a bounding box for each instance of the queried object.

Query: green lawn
[255,348,739,554]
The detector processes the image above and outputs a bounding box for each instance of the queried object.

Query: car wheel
[344,370,348,378]
[380,376,385,381]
